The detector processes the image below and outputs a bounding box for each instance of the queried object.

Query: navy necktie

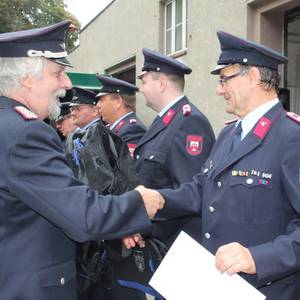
[232,121,242,150]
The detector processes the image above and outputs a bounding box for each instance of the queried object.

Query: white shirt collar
[239,98,279,140]
[158,95,184,117]
[110,111,134,130]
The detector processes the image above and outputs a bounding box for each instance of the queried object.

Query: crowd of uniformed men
[1,19,300,300]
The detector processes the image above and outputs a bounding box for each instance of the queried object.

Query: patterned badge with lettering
[186,135,203,156]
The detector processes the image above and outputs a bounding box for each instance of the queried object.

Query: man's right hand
[135,185,165,219]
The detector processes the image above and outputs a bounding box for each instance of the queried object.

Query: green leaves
[0,0,80,50]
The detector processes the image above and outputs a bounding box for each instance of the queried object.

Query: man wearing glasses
[136,31,300,300]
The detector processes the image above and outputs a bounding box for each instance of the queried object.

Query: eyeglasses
[219,68,248,86]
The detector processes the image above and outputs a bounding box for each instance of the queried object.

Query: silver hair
[0,57,46,96]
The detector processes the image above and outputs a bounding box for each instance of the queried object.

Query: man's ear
[248,67,261,90]
[115,95,124,109]
[20,75,34,90]
[159,75,168,92]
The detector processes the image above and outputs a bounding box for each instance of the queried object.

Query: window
[284,6,300,113]
[165,0,187,55]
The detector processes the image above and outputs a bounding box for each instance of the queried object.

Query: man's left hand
[215,242,256,275]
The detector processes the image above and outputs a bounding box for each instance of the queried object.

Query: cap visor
[49,57,73,68]
[96,92,109,97]
[210,64,228,75]
[69,102,81,107]
[137,70,147,79]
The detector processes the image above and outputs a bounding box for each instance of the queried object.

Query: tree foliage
[0,0,80,50]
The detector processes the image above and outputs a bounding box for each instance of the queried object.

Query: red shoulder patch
[14,106,38,120]
[163,109,176,125]
[186,135,203,156]
[225,118,238,125]
[253,116,271,140]
[115,120,125,133]
[286,112,300,124]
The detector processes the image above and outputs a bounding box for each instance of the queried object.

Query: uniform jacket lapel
[212,102,284,179]
[137,96,189,148]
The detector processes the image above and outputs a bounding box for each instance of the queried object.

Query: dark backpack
[66,121,166,299]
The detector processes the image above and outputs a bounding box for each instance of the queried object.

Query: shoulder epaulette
[224,118,238,125]
[14,106,38,120]
[286,112,300,124]
[182,104,191,116]
[129,118,137,125]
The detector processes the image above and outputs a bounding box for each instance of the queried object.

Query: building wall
[68,0,295,134]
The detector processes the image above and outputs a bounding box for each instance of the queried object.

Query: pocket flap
[39,260,76,287]
[229,176,272,189]
[143,150,167,163]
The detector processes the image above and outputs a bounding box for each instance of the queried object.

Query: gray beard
[48,89,66,120]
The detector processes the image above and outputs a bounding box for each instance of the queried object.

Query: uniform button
[205,232,211,239]
[209,206,215,213]
[60,277,65,285]
[203,168,209,174]
[217,181,222,188]
[266,281,272,286]
[149,155,154,160]
[136,155,140,159]
[246,178,254,185]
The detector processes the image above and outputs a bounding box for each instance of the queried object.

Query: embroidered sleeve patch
[127,143,137,159]
[186,135,203,156]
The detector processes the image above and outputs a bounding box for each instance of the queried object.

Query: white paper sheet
[149,231,266,300]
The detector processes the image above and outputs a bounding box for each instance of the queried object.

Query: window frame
[164,0,187,55]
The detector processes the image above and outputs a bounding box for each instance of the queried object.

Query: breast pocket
[140,150,168,188]
[227,176,273,224]
[39,260,77,300]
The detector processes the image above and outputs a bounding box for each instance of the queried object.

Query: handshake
[123,186,165,249]
[135,185,165,219]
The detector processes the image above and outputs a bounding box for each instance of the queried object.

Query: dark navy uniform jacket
[0,96,151,300]
[159,102,300,300]
[110,112,146,158]
[134,96,215,242]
